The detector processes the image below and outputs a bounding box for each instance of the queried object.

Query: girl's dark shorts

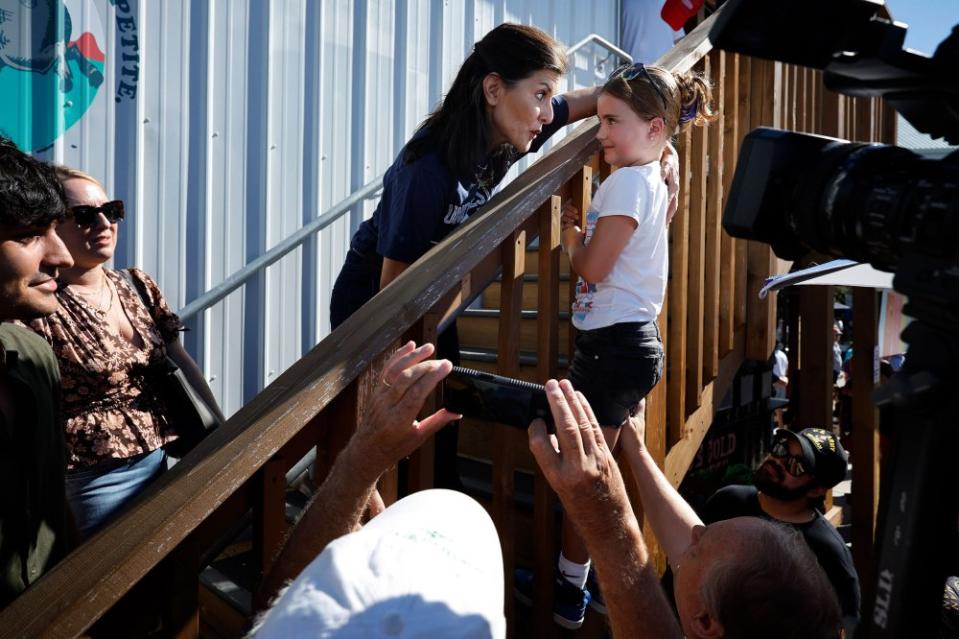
[567,320,664,428]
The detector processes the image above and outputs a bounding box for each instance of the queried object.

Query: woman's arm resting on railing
[258,342,459,602]
[529,381,683,639]
[561,86,603,123]
[619,401,704,564]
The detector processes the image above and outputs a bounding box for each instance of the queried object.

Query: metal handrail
[177,33,628,322]
[178,176,384,320]
[565,33,632,63]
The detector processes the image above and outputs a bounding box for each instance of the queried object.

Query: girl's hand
[562,225,585,256]
[620,399,648,454]
[561,201,582,231]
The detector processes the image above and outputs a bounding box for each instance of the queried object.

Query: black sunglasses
[770,437,808,477]
[610,62,669,111]
[69,200,125,227]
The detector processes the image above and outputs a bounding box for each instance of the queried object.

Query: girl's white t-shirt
[571,160,669,330]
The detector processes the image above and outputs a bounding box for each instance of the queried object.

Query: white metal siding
[20,0,620,415]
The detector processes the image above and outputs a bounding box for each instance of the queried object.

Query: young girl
[553,62,716,627]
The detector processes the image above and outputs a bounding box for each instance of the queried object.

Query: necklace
[72,271,114,315]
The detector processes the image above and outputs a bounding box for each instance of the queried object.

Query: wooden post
[880,98,897,144]
[733,57,751,333]
[743,58,780,361]
[855,97,872,143]
[568,166,593,360]
[797,286,835,430]
[314,380,360,484]
[637,300,671,574]
[533,196,562,637]
[495,227,525,633]
[821,86,843,138]
[686,58,709,414]
[537,196,562,382]
[252,456,288,609]
[167,536,201,639]
[405,316,439,492]
[668,129,692,442]
[704,49,725,380]
[719,52,739,356]
[851,287,880,604]
[787,289,801,410]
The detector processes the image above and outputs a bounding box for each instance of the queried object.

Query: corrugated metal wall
[16,0,619,415]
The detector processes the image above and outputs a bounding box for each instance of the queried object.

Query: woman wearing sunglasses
[25,167,224,540]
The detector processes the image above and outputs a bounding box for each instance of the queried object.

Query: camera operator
[530,382,843,638]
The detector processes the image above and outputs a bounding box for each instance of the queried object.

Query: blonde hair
[602,65,718,136]
[54,166,104,191]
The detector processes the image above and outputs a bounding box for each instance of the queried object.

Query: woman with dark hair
[330,23,676,490]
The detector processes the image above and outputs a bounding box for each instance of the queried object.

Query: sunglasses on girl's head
[770,437,808,477]
[611,62,669,110]
[68,200,125,227]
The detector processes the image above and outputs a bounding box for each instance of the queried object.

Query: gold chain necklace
[72,272,114,315]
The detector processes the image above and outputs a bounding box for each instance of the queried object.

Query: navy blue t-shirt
[351,95,570,263]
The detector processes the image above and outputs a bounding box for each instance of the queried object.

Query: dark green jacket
[0,323,73,609]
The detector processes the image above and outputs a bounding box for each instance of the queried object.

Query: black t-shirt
[350,95,571,263]
[703,485,861,625]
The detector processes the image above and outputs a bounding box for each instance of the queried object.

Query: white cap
[252,489,505,639]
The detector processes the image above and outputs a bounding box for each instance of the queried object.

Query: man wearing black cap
[702,427,860,631]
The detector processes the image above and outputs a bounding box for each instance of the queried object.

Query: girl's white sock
[558,552,591,590]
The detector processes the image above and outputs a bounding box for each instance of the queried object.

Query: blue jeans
[65,448,167,540]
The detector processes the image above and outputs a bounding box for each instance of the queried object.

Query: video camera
[714,0,959,274]
[710,1,959,637]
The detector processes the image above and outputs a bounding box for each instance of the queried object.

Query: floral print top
[26,268,183,470]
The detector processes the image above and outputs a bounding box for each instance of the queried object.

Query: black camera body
[713,0,959,276]
[710,2,959,637]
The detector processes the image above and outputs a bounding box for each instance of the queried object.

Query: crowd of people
[0,17,854,639]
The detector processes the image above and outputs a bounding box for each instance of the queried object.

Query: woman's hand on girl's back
[660,143,680,225]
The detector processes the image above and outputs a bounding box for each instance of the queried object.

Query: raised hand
[528,379,630,531]
[355,341,460,476]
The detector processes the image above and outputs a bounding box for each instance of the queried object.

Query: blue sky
[885,0,957,55]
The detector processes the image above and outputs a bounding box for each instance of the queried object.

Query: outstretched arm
[561,85,603,123]
[259,342,458,600]
[529,381,683,639]
[619,401,703,564]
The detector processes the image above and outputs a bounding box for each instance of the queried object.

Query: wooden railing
[0,10,896,637]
